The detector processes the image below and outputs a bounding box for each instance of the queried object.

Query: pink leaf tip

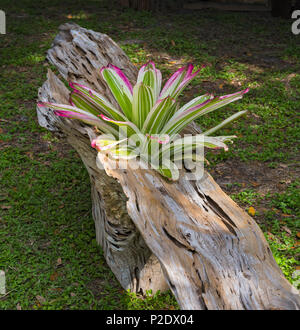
[91,139,97,149]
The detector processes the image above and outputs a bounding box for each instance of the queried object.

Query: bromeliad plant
[38,62,249,180]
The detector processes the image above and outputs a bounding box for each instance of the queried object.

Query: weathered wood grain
[38,24,168,294]
[37,23,300,309]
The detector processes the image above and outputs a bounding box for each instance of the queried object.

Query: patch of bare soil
[86,277,123,302]
[210,159,299,225]
[211,159,298,193]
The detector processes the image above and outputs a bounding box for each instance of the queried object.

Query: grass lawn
[0,0,299,310]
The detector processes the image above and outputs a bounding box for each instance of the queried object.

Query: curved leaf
[162,88,249,135]
[100,64,133,119]
[69,82,126,121]
[159,64,201,99]
[137,61,162,101]
[132,82,154,129]
[142,96,177,134]
[37,102,118,135]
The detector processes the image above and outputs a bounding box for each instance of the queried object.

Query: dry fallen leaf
[36,295,46,305]
[248,206,256,216]
[282,226,291,235]
[171,40,175,46]
[279,163,288,168]
[56,258,62,266]
[50,272,59,281]
[1,205,11,210]
[25,152,33,160]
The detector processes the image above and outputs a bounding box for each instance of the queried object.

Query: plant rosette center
[38,61,249,180]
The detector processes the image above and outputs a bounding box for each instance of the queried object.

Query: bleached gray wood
[37,24,168,294]
[37,23,300,309]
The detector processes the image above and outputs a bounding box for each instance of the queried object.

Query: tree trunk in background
[118,0,184,11]
[271,0,292,18]
[37,23,300,309]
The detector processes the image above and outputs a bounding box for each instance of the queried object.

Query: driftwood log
[37,23,300,310]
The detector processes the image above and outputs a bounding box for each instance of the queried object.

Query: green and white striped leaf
[70,93,99,117]
[137,61,162,101]
[92,136,128,151]
[101,65,133,120]
[157,160,180,181]
[37,102,118,136]
[109,146,139,160]
[132,82,154,129]
[100,114,146,148]
[157,134,233,164]
[70,82,126,121]
[142,97,176,134]
[162,89,248,135]
[203,110,247,136]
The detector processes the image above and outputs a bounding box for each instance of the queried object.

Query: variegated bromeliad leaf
[38,62,249,180]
